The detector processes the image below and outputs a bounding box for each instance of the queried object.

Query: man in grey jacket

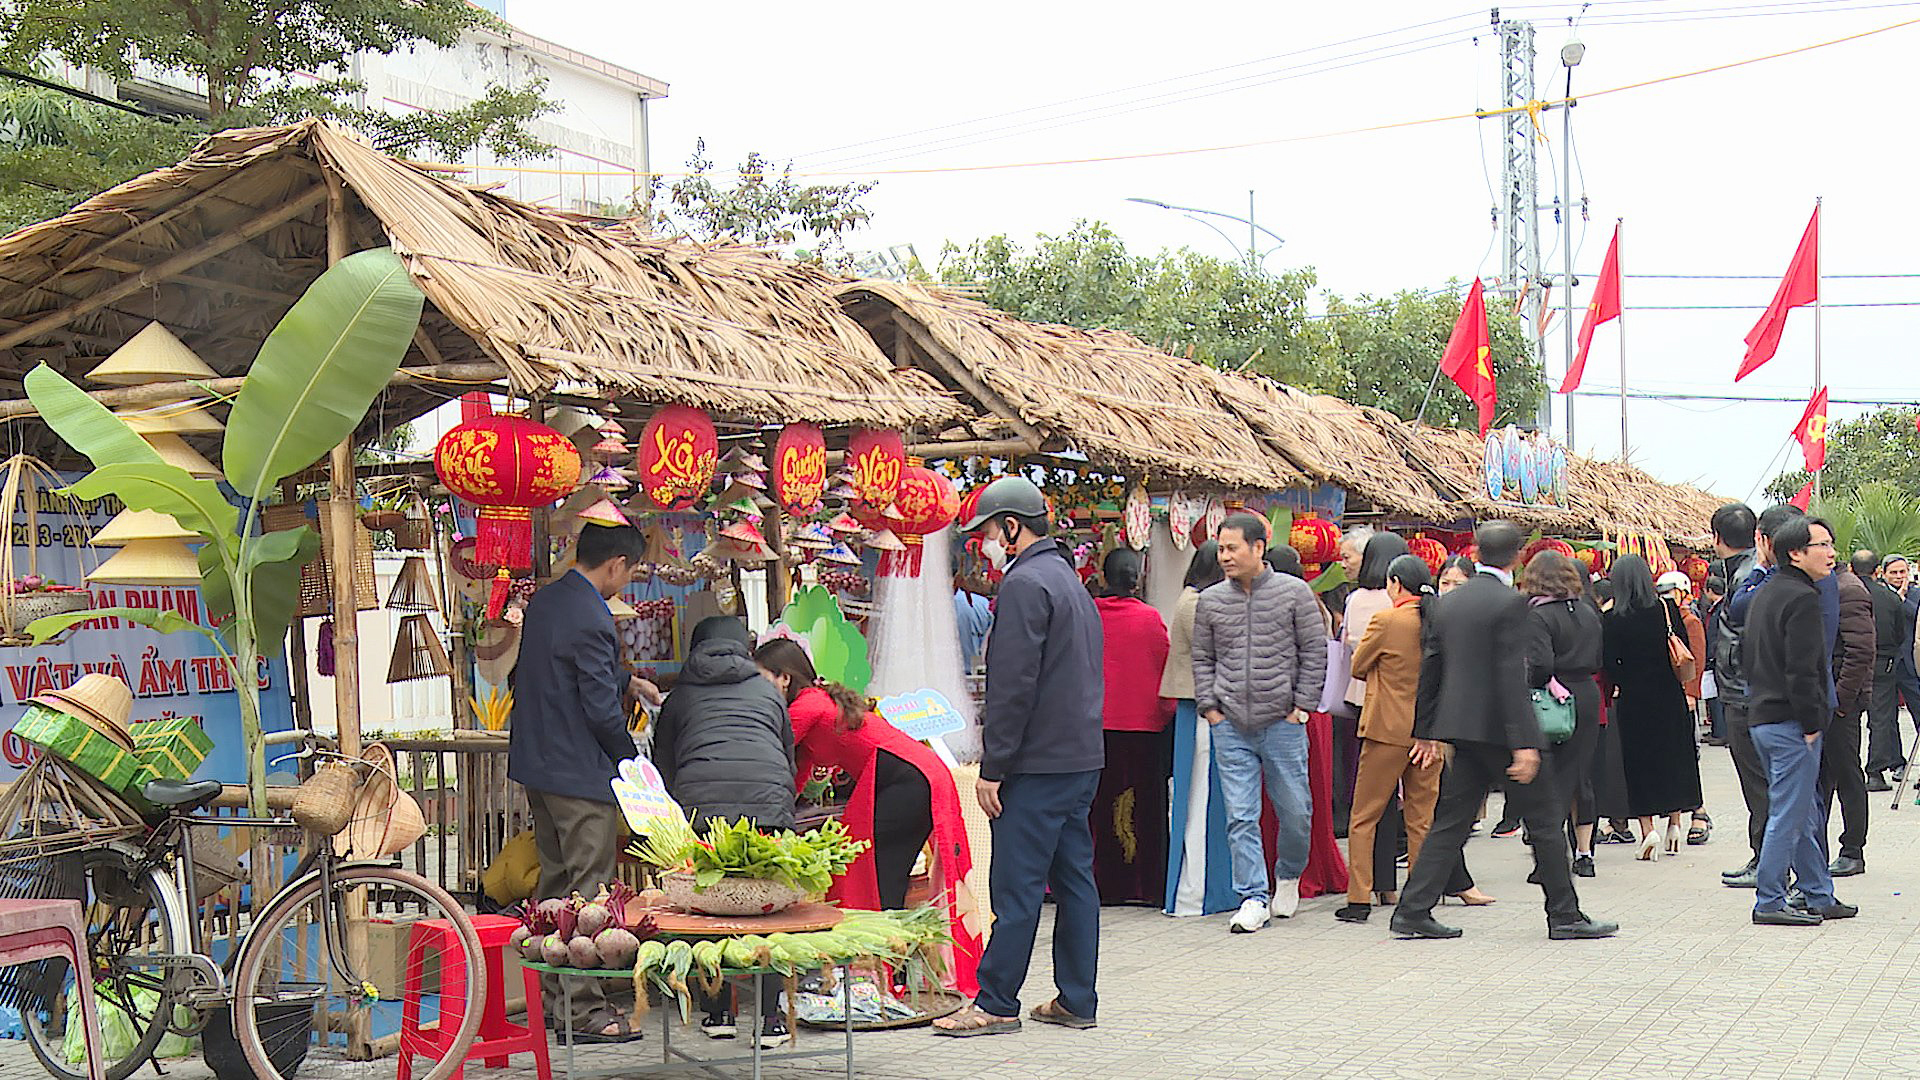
[1192,512,1328,932]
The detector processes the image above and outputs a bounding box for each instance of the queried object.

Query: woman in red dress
[753,638,982,995]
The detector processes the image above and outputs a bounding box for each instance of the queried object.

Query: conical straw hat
[91,508,197,547]
[606,595,638,619]
[143,434,221,479]
[32,673,135,749]
[85,538,203,585]
[88,323,217,386]
[117,398,224,436]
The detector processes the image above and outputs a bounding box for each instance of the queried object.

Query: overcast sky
[509,0,1920,506]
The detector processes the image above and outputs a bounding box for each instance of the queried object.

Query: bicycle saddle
[143,777,224,811]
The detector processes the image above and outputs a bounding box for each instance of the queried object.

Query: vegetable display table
[526,951,853,1080]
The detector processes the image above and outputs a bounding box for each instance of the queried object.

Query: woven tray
[622,900,844,937]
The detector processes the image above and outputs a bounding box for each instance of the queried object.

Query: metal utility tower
[1484,12,1551,432]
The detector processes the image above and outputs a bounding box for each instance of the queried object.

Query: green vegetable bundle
[629,816,869,896]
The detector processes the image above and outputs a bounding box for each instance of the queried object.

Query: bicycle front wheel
[229,863,485,1080]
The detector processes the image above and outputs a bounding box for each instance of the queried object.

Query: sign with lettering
[611,755,686,833]
[637,405,718,511]
[771,423,826,514]
[875,689,967,742]
[846,428,904,507]
[0,479,294,784]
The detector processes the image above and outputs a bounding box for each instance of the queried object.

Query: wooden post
[279,478,315,744]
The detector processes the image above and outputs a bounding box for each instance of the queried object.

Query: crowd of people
[501,478,1898,1046]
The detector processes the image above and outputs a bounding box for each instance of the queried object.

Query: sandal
[566,1008,644,1045]
[932,1004,1022,1038]
[1688,812,1713,846]
[1029,998,1097,1030]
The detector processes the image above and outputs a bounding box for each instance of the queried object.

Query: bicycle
[14,740,484,1080]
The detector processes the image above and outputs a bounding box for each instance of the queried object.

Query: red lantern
[1682,555,1711,587]
[1288,516,1340,568]
[434,415,582,617]
[636,405,718,511]
[847,428,905,508]
[1572,547,1604,575]
[1520,536,1576,568]
[1408,535,1447,576]
[875,461,959,577]
[770,423,827,515]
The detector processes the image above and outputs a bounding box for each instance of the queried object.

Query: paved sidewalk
[5,745,1919,1079]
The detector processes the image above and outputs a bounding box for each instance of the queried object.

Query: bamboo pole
[0,362,505,420]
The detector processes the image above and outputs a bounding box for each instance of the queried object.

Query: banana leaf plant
[23,248,425,811]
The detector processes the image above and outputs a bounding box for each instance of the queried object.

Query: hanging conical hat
[117,398,223,435]
[90,508,197,546]
[606,595,639,619]
[578,498,630,528]
[85,538,202,585]
[143,433,221,478]
[88,322,217,386]
[585,464,630,491]
[863,529,906,553]
[818,543,861,566]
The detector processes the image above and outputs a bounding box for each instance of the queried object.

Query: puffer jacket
[651,638,797,829]
[1191,568,1330,732]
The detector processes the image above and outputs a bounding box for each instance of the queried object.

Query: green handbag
[1531,678,1576,744]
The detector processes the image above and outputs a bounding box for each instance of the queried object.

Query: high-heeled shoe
[1665,820,1685,857]
[1636,830,1661,861]
[1445,888,1498,906]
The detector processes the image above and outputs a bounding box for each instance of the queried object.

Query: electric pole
[1484,12,1548,434]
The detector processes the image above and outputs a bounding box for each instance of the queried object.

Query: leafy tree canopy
[940,221,1545,432]
[1766,406,1920,505]
[651,139,877,265]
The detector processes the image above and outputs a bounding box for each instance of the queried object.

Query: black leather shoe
[1753,908,1822,926]
[1811,900,1859,920]
[1721,857,1758,880]
[1866,772,1892,792]
[1389,913,1463,939]
[1723,868,1759,889]
[1829,854,1865,877]
[1334,903,1371,923]
[1572,854,1596,878]
[1786,887,1808,910]
[1548,917,1619,940]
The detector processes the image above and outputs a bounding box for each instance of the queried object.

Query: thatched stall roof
[0,120,962,448]
[835,280,1306,492]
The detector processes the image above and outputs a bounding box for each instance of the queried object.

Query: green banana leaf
[1309,563,1349,594]
[22,366,165,470]
[200,527,319,651]
[222,247,424,506]
[27,606,220,649]
[60,463,237,561]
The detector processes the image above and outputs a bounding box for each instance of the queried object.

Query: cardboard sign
[611,756,685,833]
[875,689,966,742]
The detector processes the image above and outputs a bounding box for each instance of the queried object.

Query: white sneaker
[1269,879,1301,919]
[1229,898,1270,933]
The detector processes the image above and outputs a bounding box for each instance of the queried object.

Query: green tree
[0,0,558,232]
[939,221,1545,431]
[651,139,878,265]
[1811,482,1920,562]
[1766,406,1920,504]
[1292,287,1543,432]
[940,221,1316,373]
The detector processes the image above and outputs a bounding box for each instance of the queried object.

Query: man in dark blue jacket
[935,476,1103,1039]
[508,522,646,1042]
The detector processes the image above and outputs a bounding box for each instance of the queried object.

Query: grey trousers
[1725,703,1769,860]
[529,788,625,1029]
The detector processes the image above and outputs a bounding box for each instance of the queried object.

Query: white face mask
[981,537,1009,571]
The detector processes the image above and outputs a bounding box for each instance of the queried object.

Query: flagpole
[1812,196,1823,501]
[1616,218,1629,463]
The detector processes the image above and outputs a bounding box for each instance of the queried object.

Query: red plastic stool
[398,913,550,1080]
[0,900,105,1080]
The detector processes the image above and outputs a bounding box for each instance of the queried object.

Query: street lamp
[1558,32,1586,452]
[1126,192,1285,266]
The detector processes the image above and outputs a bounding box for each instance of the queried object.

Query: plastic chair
[0,899,105,1080]
[398,913,550,1080]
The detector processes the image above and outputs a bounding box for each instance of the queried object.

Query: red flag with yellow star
[1440,278,1496,436]
[1794,385,1829,472]
[1559,224,1621,394]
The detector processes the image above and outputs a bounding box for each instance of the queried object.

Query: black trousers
[1865,664,1920,775]
[871,752,934,909]
[1820,697,1869,859]
[1725,702,1769,859]
[1399,741,1580,925]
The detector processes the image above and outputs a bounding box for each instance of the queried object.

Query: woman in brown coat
[1338,554,1444,923]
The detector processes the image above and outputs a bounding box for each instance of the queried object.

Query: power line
[1573,387,1918,405]
[0,67,178,121]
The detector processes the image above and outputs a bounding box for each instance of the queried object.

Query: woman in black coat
[1602,556,1705,862]
[1523,551,1605,878]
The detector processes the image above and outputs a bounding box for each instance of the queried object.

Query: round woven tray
[798,988,967,1032]
[622,900,845,937]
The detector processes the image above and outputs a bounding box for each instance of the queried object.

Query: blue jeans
[1210,718,1310,904]
[1750,722,1837,913]
[973,770,1100,1020]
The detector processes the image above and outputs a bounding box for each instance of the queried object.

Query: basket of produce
[510,883,657,972]
[631,816,868,917]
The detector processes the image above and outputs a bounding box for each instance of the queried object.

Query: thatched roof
[836,280,1306,491]
[0,120,962,443]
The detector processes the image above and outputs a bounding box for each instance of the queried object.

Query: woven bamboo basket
[291,761,360,837]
